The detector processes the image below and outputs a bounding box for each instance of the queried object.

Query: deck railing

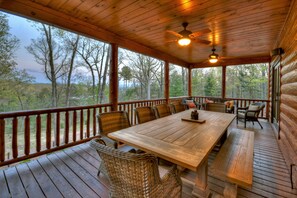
[0,104,112,166]
[0,97,270,166]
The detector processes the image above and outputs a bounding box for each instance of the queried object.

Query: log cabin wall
[272,0,297,187]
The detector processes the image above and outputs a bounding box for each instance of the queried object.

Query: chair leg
[244,119,246,128]
[97,170,101,176]
[257,120,263,129]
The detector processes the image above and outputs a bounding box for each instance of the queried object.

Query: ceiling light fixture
[178,37,191,46]
[209,47,219,63]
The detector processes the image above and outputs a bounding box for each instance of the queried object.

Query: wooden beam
[110,44,118,111]
[192,56,271,68]
[164,61,169,104]
[0,0,187,67]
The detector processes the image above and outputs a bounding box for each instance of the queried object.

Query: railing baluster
[0,119,5,162]
[36,115,41,152]
[56,112,60,146]
[24,116,30,155]
[46,113,51,150]
[65,111,69,144]
[80,110,84,140]
[12,117,18,158]
[93,108,96,136]
[73,110,77,142]
[86,109,90,138]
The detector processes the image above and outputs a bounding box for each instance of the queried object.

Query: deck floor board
[1,120,297,197]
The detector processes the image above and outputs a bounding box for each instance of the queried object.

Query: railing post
[110,43,118,111]
[188,65,192,97]
[0,119,5,162]
[222,66,226,99]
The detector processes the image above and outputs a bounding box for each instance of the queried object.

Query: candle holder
[191,110,199,120]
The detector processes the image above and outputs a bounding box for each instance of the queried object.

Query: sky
[6,12,50,83]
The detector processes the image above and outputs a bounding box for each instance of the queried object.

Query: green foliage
[192,67,222,97]
[226,64,268,99]
[169,64,188,97]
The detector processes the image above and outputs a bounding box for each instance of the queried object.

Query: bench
[210,130,254,198]
[205,103,227,113]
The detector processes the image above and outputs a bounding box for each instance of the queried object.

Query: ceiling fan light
[178,37,191,46]
[209,58,218,63]
[209,54,218,63]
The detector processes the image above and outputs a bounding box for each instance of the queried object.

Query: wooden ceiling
[0,0,292,65]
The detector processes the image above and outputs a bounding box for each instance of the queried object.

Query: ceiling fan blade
[165,39,178,43]
[192,38,211,45]
[189,28,211,38]
[166,30,183,38]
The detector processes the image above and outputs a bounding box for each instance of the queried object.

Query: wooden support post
[165,61,169,104]
[110,43,118,111]
[188,66,192,97]
[222,66,226,99]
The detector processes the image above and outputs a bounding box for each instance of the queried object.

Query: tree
[77,37,110,104]
[27,24,67,107]
[0,13,36,112]
[120,66,132,88]
[122,51,163,100]
[0,13,20,102]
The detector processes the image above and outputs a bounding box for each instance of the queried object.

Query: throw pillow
[187,102,196,108]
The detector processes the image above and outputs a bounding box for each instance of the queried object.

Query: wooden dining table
[108,109,236,197]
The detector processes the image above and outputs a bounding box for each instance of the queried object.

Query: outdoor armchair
[236,102,265,129]
[90,138,182,198]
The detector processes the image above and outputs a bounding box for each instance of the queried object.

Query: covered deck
[0,0,297,197]
[1,121,296,198]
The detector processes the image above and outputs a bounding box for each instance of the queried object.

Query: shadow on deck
[1,120,297,197]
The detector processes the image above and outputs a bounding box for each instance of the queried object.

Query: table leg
[192,159,210,198]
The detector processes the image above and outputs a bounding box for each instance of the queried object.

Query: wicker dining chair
[135,106,156,124]
[96,111,131,176]
[170,102,186,113]
[154,104,172,118]
[90,138,182,198]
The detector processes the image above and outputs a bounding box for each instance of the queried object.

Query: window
[191,67,222,97]
[118,48,164,101]
[169,64,188,97]
[226,63,268,99]
[0,12,110,112]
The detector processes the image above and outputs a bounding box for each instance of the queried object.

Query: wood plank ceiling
[1,0,292,64]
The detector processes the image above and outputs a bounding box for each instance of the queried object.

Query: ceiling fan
[208,46,219,63]
[207,45,232,63]
[166,22,211,46]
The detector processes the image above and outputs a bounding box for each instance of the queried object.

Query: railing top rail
[192,96,270,102]
[118,98,166,105]
[0,103,112,119]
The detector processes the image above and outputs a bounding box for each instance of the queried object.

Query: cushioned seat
[236,102,265,129]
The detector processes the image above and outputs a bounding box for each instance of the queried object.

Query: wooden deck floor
[0,120,297,198]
